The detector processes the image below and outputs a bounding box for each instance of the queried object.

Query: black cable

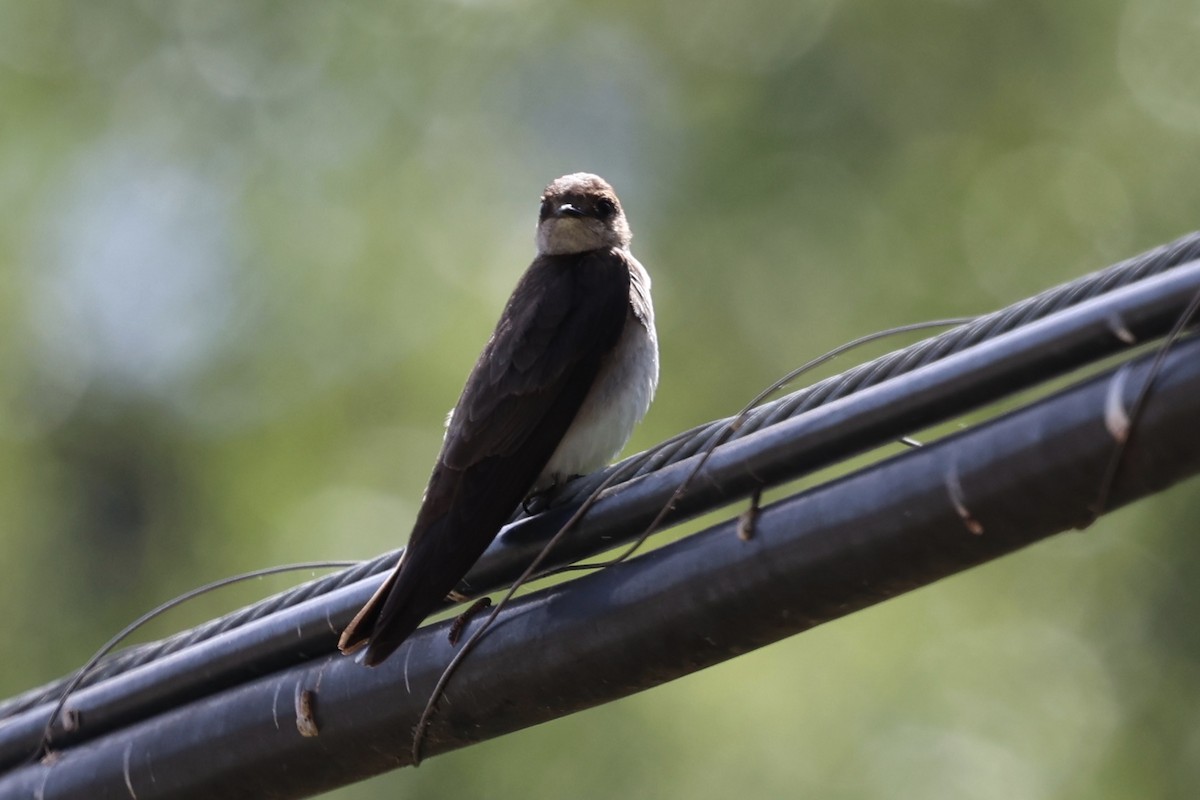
[2,331,1197,799]
[1,235,1198,768]
[6,231,1197,722]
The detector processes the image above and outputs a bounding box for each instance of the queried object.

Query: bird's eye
[595,197,617,218]
[539,198,552,221]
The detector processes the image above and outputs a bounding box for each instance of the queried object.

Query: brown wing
[340,248,634,665]
[441,250,633,467]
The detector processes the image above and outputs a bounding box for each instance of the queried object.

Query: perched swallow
[339,173,658,666]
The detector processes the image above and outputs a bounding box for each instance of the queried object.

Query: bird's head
[535,173,631,256]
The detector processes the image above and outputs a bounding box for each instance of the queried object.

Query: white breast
[537,258,658,489]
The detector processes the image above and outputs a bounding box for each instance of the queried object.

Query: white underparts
[536,257,658,489]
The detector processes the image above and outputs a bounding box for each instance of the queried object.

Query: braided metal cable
[553,230,1200,500]
[0,553,400,719]
[4,230,1199,720]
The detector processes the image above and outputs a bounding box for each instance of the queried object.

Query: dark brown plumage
[339,173,656,666]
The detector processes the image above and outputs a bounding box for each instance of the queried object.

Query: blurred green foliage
[2,1,1199,797]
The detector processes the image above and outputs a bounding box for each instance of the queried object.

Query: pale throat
[537,218,627,256]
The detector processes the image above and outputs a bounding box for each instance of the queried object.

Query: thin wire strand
[409,455,647,763]
[34,561,358,762]
[1088,289,1200,520]
[409,317,973,762]
[552,318,974,575]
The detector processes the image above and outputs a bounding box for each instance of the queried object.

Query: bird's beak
[556,203,585,218]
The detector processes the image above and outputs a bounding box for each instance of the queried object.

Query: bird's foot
[521,474,581,515]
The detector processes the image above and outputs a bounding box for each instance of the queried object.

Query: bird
[339,172,658,666]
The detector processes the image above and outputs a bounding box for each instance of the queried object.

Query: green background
[2,1,1199,797]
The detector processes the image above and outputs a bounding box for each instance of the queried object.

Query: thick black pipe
[1,331,1197,799]
[1,260,1198,772]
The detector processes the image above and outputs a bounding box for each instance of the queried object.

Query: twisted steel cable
[551,230,1200,497]
[4,329,1200,798]
[3,231,1199,721]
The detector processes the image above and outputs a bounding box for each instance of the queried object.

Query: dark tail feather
[342,453,553,665]
[358,569,439,667]
[337,549,448,667]
[337,558,403,656]
[339,513,485,666]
